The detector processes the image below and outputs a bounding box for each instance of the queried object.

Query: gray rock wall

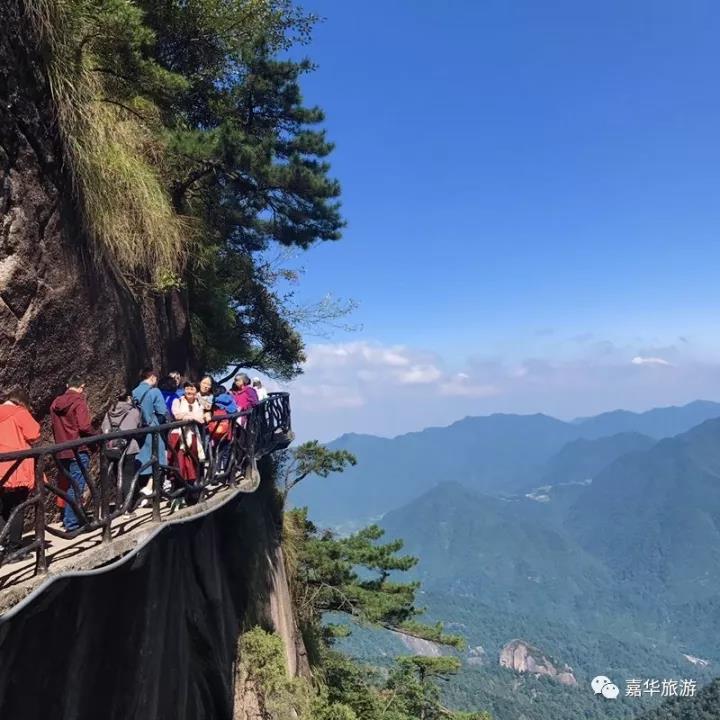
[0,0,192,421]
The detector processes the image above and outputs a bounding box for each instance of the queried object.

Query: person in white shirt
[169,382,206,484]
[252,378,269,402]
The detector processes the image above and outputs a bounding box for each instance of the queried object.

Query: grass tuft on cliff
[26,0,188,288]
[21,0,347,377]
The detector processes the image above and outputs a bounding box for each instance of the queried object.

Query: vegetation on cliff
[26,0,345,377]
[250,442,492,720]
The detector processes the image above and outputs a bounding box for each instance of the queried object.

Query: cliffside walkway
[0,393,292,610]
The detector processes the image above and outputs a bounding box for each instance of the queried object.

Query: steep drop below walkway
[0,468,306,720]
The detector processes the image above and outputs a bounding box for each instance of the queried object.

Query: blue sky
[277,1,720,440]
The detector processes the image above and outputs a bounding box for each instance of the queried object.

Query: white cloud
[631,356,672,367]
[439,372,500,398]
[284,337,718,441]
[304,342,412,370]
[294,383,365,410]
[398,364,443,384]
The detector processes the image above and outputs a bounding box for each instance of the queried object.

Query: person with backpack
[50,376,95,532]
[101,390,142,511]
[212,385,237,415]
[132,369,169,499]
[208,390,236,480]
[0,390,42,550]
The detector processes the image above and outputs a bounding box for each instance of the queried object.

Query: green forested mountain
[635,679,720,720]
[293,413,579,524]
[295,408,720,719]
[537,432,655,488]
[336,426,720,720]
[566,418,720,609]
[381,482,615,616]
[293,401,720,525]
[378,479,719,656]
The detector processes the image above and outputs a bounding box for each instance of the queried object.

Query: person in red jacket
[50,377,95,531]
[0,390,41,550]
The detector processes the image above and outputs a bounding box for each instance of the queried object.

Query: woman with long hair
[198,375,215,423]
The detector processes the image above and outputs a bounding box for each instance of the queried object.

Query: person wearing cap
[252,378,268,402]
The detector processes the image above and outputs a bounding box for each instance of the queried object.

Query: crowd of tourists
[0,369,270,548]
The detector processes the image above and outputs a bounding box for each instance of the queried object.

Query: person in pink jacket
[230,373,258,411]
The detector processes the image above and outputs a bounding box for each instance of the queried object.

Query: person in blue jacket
[212,386,237,414]
[132,368,169,494]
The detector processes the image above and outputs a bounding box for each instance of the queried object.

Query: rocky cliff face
[0,1,192,421]
[392,631,444,658]
[499,639,577,686]
[0,461,310,720]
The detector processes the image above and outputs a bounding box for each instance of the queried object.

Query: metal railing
[0,392,292,579]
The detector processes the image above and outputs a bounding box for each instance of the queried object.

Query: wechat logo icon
[592,676,620,699]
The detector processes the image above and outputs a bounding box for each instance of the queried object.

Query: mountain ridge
[295,400,720,525]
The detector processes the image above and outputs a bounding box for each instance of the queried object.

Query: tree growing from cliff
[283,508,465,652]
[137,0,347,377]
[273,439,491,719]
[277,441,357,500]
[386,657,491,720]
[30,0,348,378]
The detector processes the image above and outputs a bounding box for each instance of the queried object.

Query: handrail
[0,415,250,461]
[0,392,292,580]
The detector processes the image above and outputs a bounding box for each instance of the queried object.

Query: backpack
[132,387,153,427]
[208,409,231,442]
[104,407,132,460]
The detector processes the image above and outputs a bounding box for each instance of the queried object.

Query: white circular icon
[591,676,612,695]
[602,683,620,699]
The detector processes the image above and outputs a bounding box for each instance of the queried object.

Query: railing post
[151,432,161,522]
[99,453,112,544]
[34,456,47,575]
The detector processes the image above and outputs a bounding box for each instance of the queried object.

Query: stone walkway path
[0,473,260,614]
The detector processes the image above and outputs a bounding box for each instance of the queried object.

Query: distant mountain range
[328,408,720,720]
[378,417,720,652]
[572,400,720,439]
[293,400,720,525]
[566,417,720,607]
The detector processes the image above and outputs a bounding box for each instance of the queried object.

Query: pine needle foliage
[24,0,347,375]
